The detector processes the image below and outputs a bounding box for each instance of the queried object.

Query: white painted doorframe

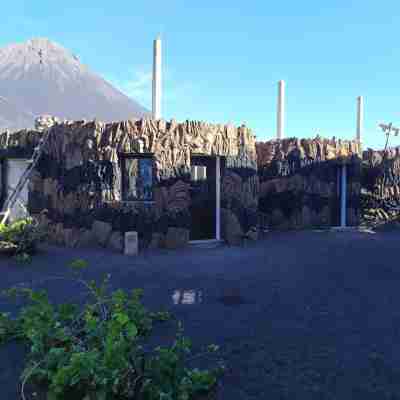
[216,156,221,241]
[331,163,348,230]
[189,155,222,244]
[340,164,347,228]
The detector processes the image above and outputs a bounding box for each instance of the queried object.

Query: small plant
[0,217,46,259]
[0,259,225,399]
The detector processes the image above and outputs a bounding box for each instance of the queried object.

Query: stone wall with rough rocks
[361,147,400,225]
[0,118,259,250]
[256,137,362,229]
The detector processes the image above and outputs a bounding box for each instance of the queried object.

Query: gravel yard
[1,229,400,399]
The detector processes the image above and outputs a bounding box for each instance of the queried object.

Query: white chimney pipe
[152,36,162,120]
[356,96,363,143]
[277,80,285,139]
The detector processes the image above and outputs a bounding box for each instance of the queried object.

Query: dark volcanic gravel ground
[1,229,400,399]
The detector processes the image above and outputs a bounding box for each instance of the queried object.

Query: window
[121,154,154,201]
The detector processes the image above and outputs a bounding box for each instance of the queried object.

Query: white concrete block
[124,231,138,255]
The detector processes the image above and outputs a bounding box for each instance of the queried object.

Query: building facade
[0,119,368,252]
[0,118,259,250]
[256,137,362,229]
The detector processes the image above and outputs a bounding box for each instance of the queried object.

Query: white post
[340,164,347,227]
[277,80,285,139]
[124,231,138,255]
[356,96,363,143]
[152,36,162,120]
[216,156,221,241]
[337,166,341,197]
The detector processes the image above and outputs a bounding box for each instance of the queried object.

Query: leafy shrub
[0,217,46,258]
[0,259,226,399]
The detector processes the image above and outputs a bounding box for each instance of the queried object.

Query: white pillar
[337,167,341,198]
[340,164,347,227]
[356,96,363,143]
[152,36,162,120]
[277,80,285,139]
[216,156,221,241]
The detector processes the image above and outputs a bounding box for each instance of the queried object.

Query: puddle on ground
[217,287,248,306]
[171,287,251,306]
[172,289,203,304]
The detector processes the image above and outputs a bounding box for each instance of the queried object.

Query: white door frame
[331,163,349,230]
[189,155,222,244]
[216,156,221,241]
[340,163,347,228]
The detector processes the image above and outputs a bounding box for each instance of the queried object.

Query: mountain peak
[0,37,82,72]
[0,38,149,131]
[27,37,56,46]
[7,37,69,51]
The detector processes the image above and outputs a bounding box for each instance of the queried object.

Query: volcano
[0,37,149,131]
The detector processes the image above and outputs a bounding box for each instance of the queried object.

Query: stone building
[361,146,400,225]
[256,137,362,229]
[0,118,369,252]
[0,118,259,250]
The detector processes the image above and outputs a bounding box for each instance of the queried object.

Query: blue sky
[1,1,399,149]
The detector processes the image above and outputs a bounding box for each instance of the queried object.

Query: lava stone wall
[0,118,259,249]
[361,147,400,224]
[256,137,362,229]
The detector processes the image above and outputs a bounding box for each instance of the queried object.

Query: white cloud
[107,66,199,115]
[107,67,152,108]
[123,70,153,105]
[165,81,197,102]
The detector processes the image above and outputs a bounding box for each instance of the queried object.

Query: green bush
[0,217,46,257]
[0,259,225,399]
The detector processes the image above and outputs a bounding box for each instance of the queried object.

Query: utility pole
[277,80,285,139]
[152,36,162,120]
[356,96,364,144]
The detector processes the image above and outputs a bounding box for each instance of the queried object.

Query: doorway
[189,155,222,241]
[331,163,348,228]
[330,165,341,226]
